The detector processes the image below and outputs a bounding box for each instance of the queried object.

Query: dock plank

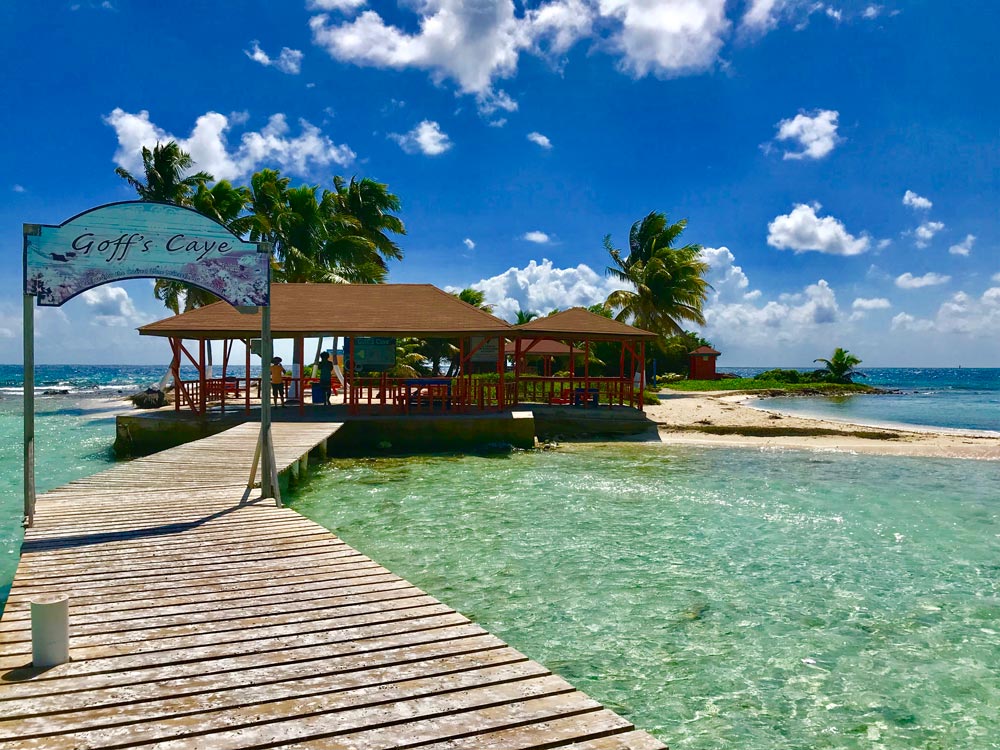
[0,422,667,749]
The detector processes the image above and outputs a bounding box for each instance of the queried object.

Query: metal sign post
[22,293,35,528]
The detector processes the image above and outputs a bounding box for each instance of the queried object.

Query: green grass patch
[662,379,879,394]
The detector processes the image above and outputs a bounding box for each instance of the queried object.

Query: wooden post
[198,339,207,414]
[496,336,506,411]
[22,293,35,528]
[584,340,590,404]
[513,338,522,405]
[171,338,181,412]
[639,341,646,412]
[244,337,251,413]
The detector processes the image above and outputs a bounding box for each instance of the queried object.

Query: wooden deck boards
[0,423,666,749]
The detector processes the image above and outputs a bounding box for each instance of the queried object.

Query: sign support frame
[23,292,35,528]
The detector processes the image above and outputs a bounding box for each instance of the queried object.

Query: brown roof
[139,284,514,339]
[513,307,657,340]
[518,339,581,357]
[690,345,721,355]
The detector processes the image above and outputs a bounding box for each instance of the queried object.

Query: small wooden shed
[689,345,721,380]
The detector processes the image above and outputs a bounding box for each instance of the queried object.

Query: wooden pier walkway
[0,423,666,749]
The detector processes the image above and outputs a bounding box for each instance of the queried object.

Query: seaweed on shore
[657,424,904,440]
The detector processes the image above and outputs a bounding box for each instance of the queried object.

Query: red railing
[513,376,637,409]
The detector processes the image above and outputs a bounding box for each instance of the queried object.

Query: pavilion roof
[513,307,657,340]
[138,283,514,339]
[518,339,580,356]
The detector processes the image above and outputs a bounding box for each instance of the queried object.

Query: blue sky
[2,0,997,367]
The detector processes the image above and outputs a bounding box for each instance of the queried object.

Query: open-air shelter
[511,307,656,409]
[138,286,657,415]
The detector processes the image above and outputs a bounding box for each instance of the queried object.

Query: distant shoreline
[649,392,1000,460]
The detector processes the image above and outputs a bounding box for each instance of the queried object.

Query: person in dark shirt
[317,352,334,406]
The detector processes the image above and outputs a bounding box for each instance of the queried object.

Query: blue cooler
[311,384,325,404]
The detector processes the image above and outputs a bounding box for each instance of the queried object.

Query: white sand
[647,392,1000,460]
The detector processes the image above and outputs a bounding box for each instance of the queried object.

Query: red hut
[689,345,721,380]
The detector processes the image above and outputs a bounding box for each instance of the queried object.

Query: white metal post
[23,293,35,528]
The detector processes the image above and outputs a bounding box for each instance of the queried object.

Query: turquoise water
[1,366,999,747]
[731,368,1000,434]
[290,446,1000,749]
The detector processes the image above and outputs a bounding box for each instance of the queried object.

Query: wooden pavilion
[138,285,656,415]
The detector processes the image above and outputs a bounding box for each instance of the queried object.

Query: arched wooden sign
[21,200,275,528]
[24,201,269,307]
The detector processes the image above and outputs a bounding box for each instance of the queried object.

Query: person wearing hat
[269,356,286,407]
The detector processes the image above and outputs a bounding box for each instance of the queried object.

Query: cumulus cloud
[307,0,366,10]
[852,297,891,310]
[599,0,730,78]
[460,258,623,320]
[862,5,881,19]
[245,41,304,74]
[895,272,950,289]
[913,220,945,248]
[767,203,870,256]
[892,287,1000,336]
[523,231,551,244]
[527,131,552,149]
[79,286,147,327]
[902,190,932,211]
[104,108,355,181]
[771,109,841,160]
[463,238,476,250]
[309,0,731,112]
[948,234,975,256]
[388,120,452,156]
[12,184,25,193]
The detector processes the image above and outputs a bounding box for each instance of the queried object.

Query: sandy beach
[647,392,1000,460]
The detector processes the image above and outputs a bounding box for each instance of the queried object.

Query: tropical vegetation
[604,211,711,341]
[814,347,866,384]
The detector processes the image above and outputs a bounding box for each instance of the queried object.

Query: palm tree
[514,309,538,324]
[331,176,406,272]
[814,348,865,383]
[114,141,212,204]
[604,211,711,339]
[455,288,494,313]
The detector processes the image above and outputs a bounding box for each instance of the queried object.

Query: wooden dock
[0,423,666,749]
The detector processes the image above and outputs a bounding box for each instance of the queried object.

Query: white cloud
[700,246,760,302]
[877,239,892,250]
[862,5,881,19]
[79,286,147,327]
[462,258,625,321]
[852,297,891,310]
[948,234,975,256]
[895,272,950,289]
[913,220,945,248]
[523,231,551,244]
[892,287,1000,337]
[598,0,730,77]
[902,189,932,210]
[309,0,730,112]
[389,120,452,156]
[993,273,1000,283]
[245,41,304,74]
[463,238,476,250]
[767,203,870,256]
[772,109,841,160]
[308,0,366,10]
[527,131,552,149]
[104,108,355,181]
[12,184,25,193]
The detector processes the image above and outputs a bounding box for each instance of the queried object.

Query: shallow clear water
[731,368,1000,434]
[0,395,121,609]
[290,445,1000,749]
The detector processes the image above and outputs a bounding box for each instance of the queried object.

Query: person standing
[270,357,286,408]
[317,351,334,406]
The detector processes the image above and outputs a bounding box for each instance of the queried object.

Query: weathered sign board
[24,201,269,307]
[350,337,396,370]
[470,335,500,363]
